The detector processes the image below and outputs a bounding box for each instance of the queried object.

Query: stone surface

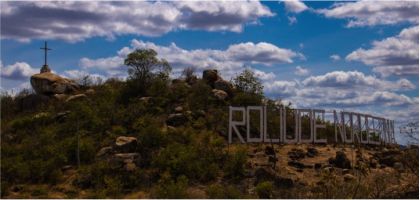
[288,148,306,160]
[331,151,351,169]
[85,89,95,95]
[175,106,183,113]
[393,162,404,171]
[109,153,141,169]
[212,89,228,101]
[306,147,318,157]
[374,149,402,167]
[254,167,294,188]
[166,113,188,127]
[265,146,276,156]
[65,94,87,103]
[343,174,356,181]
[30,72,79,95]
[96,146,113,157]
[214,79,233,95]
[114,136,137,153]
[55,111,71,121]
[202,69,219,86]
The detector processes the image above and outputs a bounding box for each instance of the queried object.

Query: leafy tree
[123,49,171,99]
[124,49,171,82]
[232,69,264,95]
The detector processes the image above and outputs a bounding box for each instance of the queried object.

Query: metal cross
[40,41,52,66]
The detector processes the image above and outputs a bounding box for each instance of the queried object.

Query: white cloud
[0,1,274,42]
[318,0,419,27]
[294,66,309,76]
[373,65,419,77]
[62,70,107,81]
[80,39,302,78]
[301,71,415,91]
[264,70,417,111]
[284,0,309,13]
[252,69,276,81]
[330,54,341,61]
[346,26,419,76]
[0,61,39,80]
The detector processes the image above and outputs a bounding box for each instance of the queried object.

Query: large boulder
[214,79,233,95]
[212,89,228,101]
[166,113,188,127]
[30,72,79,95]
[330,151,351,169]
[114,136,137,153]
[109,153,141,171]
[65,94,88,103]
[202,69,219,86]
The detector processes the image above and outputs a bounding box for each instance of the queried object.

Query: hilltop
[1,49,418,199]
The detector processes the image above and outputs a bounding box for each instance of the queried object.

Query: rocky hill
[1,55,418,198]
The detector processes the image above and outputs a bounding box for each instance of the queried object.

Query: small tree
[123,49,171,98]
[125,49,171,81]
[232,69,263,95]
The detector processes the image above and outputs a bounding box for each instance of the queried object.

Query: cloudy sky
[1,0,418,143]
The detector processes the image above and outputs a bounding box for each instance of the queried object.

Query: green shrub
[152,172,188,198]
[206,184,242,199]
[255,181,273,199]
[223,147,248,181]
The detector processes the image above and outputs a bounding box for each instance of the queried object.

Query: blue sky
[1,1,418,143]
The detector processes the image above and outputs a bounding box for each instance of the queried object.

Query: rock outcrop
[166,113,188,127]
[30,70,79,95]
[114,136,138,153]
[212,89,228,101]
[202,69,234,97]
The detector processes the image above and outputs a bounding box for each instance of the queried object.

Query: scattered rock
[265,146,276,156]
[288,148,306,160]
[374,149,402,167]
[343,174,356,182]
[369,159,378,168]
[61,165,73,172]
[314,163,322,169]
[30,72,79,95]
[288,160,308,169]
[212,89,228,101]
[85,88,95,95]
[174,106,183,113]
[53,94,68,101]
[114,136,137,153]
[306,147,318,157]
[323,167,334,173]
[97,146,113,157]
[214,79,233,95]
[331,151,351,169]
[393,162,404,171]
[139,97,152,103]
[55,111,71,121]
[166,113,188,127]
[254,167,294,188]
[109,153,141,170]
[342,169,350,174]
[65,94,87,103]
[166,125,177,133]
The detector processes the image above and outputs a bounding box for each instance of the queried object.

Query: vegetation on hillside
[1,49,418,198]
